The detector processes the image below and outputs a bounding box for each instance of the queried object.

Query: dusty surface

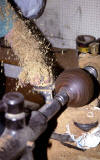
[47,98,100,160]
[48,139,100,160]
[47,53,100,160]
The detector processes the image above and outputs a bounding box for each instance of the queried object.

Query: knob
[3,92,24,114]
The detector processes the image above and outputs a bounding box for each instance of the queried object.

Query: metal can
[76,35,96,55]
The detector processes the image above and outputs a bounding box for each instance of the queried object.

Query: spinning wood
[55,68,95,107]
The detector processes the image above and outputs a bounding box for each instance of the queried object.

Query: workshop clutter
[76,35,100,55]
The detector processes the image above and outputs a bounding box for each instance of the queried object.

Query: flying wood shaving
[5,18,54,88]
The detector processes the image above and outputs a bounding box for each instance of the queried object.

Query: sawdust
[3,1,55,88]
[47,98,100,160]
[5,18,54,88]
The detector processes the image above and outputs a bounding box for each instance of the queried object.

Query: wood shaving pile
[5,17,54,88]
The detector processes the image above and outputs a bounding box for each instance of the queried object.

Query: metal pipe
[39,99,61,121]
[39,87,68,121]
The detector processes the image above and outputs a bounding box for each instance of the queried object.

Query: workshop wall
[35,0,100,49]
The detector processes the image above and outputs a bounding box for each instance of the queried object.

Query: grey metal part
[51,132,74,143]
[29,111,48,140]
[0,127,34,160]
[24,100,40,111]
[0,111,47,160]
[14,0,46,19]
[0,86,69,159]
[33,84,54,104]
[39,87,68,121]
[55,87,69,106]
[84,66,98,79]
[74,121,98,132]
[4,63,22,79]
[39,99,61,121]
[20,141,35,160]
